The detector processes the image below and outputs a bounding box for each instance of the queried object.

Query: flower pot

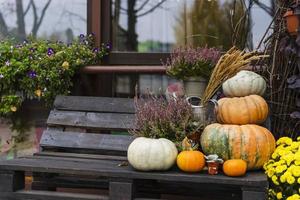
[284,10,299,36]
[183,76,207,97]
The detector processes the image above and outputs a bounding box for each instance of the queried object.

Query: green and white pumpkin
[127,137,178,171]
[200,123,275,170]
[222,70,266,97]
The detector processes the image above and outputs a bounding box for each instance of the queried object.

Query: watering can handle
[209,99,219,116]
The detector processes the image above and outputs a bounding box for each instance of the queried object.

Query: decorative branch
[23,1,32,17]
[135,0,150,12]
[137,0,167,17]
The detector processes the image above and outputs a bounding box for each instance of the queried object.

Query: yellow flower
[272,152,279,159]
[292,166,300,177]
[287,194,300,200]
[287,176,295,185]
[277,137,293,145]
[10,106,17,112]
[275,165,287,174]
[276,192,283,199]
[62,61,69,70]
[298,177,300,184]
[35,89,42,97]
[272,175,280,185]
[280,174,286,183]
[295,160,300,166]
[268,168,275,177]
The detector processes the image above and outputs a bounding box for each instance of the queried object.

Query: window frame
[88,0,170,66]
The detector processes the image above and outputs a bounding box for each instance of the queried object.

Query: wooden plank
[54,96,135,114]
[0,190,108,200]
[109,180,134,200]
[47,110,135,130]
[0,157,268,187]
[35,152,127,161]
[40,131,134,155]
[242,186,267,200]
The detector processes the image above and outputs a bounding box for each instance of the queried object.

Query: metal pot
[186,96,218,125]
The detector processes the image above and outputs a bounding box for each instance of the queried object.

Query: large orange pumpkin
[200,123,275,170]
[217,95,268,125]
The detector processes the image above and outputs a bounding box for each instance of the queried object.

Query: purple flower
[29,55,33,60]
[27,70,37,78]
[5,60,10,66]
[23,40,28,44]
[15,44,22,48]
[79,34,85,39]
[105,43,111,50]
[89,33,95,37]
[0,74,4,79]
[29,47,35,52]
[93,47,99,53]
[47,48,55,56]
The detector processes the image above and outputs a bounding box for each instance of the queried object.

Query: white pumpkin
[222,70,266,97]
[127,137,178,171]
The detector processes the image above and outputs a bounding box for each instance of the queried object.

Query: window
[99,0,273,97]
[0,0,87,42]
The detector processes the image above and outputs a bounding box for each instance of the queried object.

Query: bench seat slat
[0,157,268,188]
[40,131,134,155]
[47,110,135,130]
[54,96,135,114]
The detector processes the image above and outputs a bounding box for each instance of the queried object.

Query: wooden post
[109,179,135,200]
[0,171,24,192]
[242,186,267,200]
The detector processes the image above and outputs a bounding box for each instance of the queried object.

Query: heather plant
[132,95,202,146]
[164,46,221,80]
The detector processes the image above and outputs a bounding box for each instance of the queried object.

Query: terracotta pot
[284,10,299,36]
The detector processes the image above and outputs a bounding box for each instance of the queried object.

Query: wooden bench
[0,95,269,200]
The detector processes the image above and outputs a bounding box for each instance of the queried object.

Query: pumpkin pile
[201,70,276,171]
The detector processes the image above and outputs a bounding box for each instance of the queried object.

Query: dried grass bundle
[201,46,268,104]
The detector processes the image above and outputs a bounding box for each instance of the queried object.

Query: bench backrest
[39,96,136,156]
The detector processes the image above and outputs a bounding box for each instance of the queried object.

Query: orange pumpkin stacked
[200,71,276,174]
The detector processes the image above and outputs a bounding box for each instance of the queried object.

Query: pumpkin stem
[182,137,198,151]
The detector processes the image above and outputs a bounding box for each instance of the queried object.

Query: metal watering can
[186,96,218,125]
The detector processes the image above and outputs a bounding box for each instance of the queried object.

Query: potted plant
[284,2,300,36]
[131,95,202,148]
[164,46,221,97]
[0,34,109,142]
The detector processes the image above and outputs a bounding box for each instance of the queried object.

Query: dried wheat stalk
[201,46,268,104]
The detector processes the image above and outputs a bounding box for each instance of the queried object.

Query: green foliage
[0,34,109,134]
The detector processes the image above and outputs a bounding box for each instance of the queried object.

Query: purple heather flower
[5,60,10,66]
[47,48,55,56]
[27,70,37,78]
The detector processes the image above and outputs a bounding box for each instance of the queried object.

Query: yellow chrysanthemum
[298,177,300,184]
[292,166,300,177]
[276,192,283,200]
[268,168,275,177]
[286,194,300,200]
[280,174,286,183]
[277,137,293,146]
[272,175,280,185]
[287,176,295,185]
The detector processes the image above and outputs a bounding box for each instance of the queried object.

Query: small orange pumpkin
[217,95,268,125]
[177,138,205,172]
[223,159,247,177]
